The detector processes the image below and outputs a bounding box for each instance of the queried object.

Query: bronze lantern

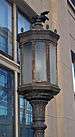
[17,12,60,137]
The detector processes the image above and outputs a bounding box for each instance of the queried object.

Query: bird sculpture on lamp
[32,11,49,24]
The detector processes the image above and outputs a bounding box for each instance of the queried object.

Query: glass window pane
[49,43,57,84]
[19,96,33,137]
[35,41,47,81]
[0,67,14,137]
[17,11,30,63]
[0,0,12,56]
[18,12,30,33]
[20,97,32,125]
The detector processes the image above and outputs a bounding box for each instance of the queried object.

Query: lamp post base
[18,83,60,137]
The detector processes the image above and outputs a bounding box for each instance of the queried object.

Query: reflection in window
[18,12,30,33]
[0,0,12,57]
[0,35,7,53]
[19,96,33,137]
[0,67,14,137]
[0,70,8,116]
[20,97,32,125]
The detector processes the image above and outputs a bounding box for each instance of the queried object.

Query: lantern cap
[17,29,60,45]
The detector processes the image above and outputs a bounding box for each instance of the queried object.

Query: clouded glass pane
[35,41,47,81]
[21,43,32,84]
[49,43,57,84]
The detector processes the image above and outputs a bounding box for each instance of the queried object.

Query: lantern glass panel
[49,43,57,84]
[35,41,47,81]
[21,43,32,84]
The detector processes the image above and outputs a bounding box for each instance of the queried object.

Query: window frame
[0,64,15,137]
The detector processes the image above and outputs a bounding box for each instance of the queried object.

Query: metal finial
[21,27,24,33]
[46,24,49,30]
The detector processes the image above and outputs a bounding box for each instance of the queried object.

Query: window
[0,66,14,137]
[19,96,33,137]
[18,12,30,33]
[0,0,13,57]
[20,97,32,125]
[17,11,30,63]
[71,50,75,93]
[0,35,7,53]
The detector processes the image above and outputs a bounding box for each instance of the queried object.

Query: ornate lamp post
[17,12,60,137]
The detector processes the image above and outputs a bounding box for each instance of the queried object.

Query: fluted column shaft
[31,100,48,137]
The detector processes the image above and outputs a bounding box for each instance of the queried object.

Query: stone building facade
[0,0,75,137]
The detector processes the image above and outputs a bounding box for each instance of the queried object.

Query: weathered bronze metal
[17,18,60,137]
[31,11,49,24]
[18,83,60,137]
